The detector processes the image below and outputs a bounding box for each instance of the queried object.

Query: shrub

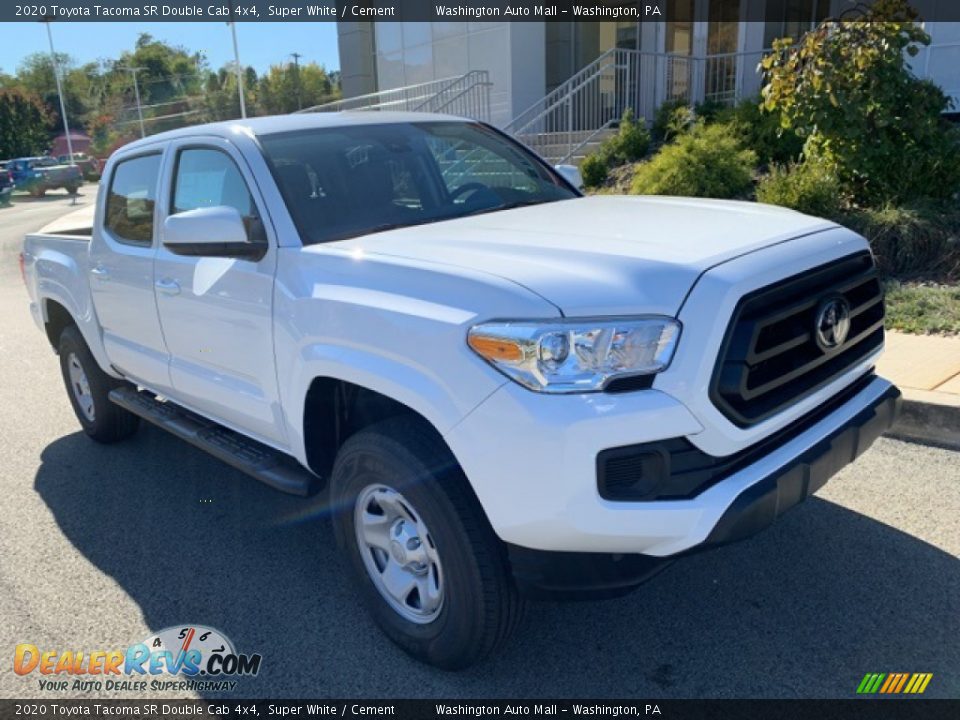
[579,109,651,189]
[580,152,609,188]
[761,0,960,204]
[726,98,804,167]
[631,123,756,199]
[844,203,960,279]
[652,98,693,141]
[605,108,650,164]
[756,159,843,218]
[693,98,728,124]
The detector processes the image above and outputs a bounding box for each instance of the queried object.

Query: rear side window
[105,154,161,245]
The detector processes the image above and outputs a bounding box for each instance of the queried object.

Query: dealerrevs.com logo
[14,625,262,693]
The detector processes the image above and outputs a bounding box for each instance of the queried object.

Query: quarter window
[104,154,161,245]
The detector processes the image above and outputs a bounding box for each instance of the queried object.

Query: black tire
[58,325,140,443]
[66,184,80,195]
[330,416,524,670]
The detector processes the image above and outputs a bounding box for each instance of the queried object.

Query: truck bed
[35,204,94,239]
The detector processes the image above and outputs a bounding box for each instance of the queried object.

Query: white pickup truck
[23,112,900,669]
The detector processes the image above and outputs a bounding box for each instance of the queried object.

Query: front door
[153,139,286,447]
[89,149,173,393]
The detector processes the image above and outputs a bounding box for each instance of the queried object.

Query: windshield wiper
[461,198,554,218]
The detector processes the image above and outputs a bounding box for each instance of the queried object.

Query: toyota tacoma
[22,113,900,669]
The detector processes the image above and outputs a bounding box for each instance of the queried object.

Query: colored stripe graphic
[857,673,933,694]
[894,673,910,693]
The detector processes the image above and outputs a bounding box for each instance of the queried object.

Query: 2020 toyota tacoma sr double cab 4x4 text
[23,113,900,669]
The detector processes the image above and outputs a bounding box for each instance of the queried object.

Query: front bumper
[446,373,899,577]
[700,380,899,547]
[507,379,900,598]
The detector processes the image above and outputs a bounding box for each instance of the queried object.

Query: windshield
[258,121,578,245]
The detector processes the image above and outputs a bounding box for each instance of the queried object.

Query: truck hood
[336,195,837,317]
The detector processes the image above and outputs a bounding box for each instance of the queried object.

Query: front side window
[169,147,264,244]
[258,121,578,245]
[104,153,162,245]
[172,147,259,223]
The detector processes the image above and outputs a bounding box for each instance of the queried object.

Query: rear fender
[32,245,115,377]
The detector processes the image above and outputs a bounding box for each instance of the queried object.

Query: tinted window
[258,122,577,245]
[105,154,162,245]
[172,147,259,221]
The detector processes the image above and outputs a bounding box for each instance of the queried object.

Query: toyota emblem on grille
[815,296,851,351]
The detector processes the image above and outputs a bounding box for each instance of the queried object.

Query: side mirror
[162,206,266,261]
[555,164,584,192]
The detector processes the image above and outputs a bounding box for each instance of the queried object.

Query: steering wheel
[448,182,490,203]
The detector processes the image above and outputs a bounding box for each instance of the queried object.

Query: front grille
[711,252,884,427]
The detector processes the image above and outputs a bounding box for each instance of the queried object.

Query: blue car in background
[6,156,82,197]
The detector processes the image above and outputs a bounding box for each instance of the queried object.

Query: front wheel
[330,417,523,670]
[58,325,139,443]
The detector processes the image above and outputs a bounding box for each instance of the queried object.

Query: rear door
[153,138,286,447]
[89,149,173,393]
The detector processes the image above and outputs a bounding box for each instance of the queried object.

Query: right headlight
[467,317,681,394]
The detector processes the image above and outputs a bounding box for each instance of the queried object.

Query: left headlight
[467,317,681,394]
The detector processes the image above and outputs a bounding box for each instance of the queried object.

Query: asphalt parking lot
[0,190,958,699]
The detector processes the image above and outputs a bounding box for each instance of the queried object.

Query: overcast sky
[0,22,341,77]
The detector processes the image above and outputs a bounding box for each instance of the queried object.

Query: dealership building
[335,1,960,162]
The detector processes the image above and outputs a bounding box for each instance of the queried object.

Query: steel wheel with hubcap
[330,416,524,669]
[67,352,96,422]
[58,325,140,443]
[354,484,444,624]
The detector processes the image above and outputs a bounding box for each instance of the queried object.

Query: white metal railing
[505,48,771,164]
[297,71,492,120]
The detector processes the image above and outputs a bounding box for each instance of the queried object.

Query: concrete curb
[886,388,960,450]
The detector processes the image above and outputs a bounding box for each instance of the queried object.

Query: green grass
[885,281,960,335]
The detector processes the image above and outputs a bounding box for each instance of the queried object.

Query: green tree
[257,62,337,114]
[0,87,52,157]
[16,52,87,132]
[761,0,960,203]
[201,65,259,121]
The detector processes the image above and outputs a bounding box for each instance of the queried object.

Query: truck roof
[119,111,471,151]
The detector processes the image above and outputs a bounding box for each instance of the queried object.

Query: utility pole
[118,66,147,138]
[227,0,247,118]
[291,52,303,110]
[42,19,74,166]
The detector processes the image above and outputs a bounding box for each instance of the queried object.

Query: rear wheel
[330,417,523,670]
[29,187,45,198]
[58,325,139,443]
[65,184,80,195]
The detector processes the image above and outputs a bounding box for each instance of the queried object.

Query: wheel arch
[43,298,75,350]
[302,376,457,481]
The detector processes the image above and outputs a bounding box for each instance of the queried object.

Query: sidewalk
[877,331,960,448]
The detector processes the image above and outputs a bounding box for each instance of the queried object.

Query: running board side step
[108,387,320,496]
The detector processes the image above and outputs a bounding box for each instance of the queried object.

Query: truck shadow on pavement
[35,427,959,699]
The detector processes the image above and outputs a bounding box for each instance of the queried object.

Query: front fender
[283,342,506,468]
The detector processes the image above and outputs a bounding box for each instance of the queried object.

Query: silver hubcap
[354,484,444,624]
[67,353,95,422]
